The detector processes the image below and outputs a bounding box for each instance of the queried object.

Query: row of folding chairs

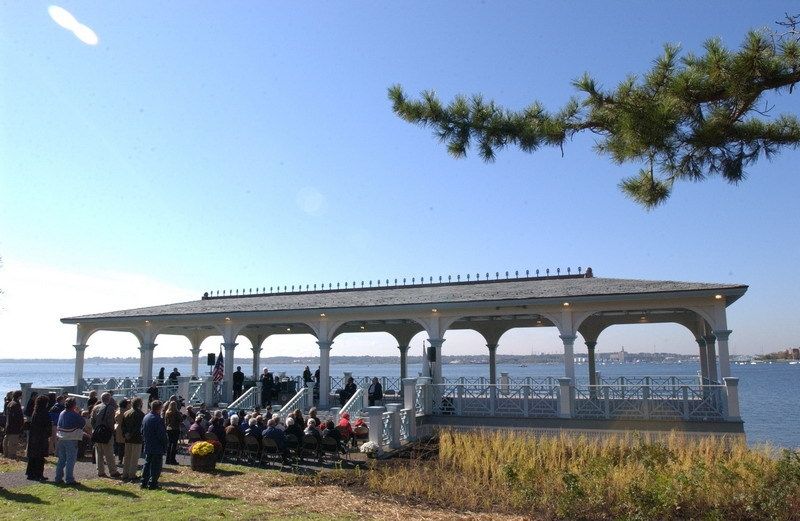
[223,433,348,467]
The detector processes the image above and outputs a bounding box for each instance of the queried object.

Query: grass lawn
[0,464,358,521]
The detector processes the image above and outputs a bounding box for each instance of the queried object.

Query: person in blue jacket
[140,400,168,490]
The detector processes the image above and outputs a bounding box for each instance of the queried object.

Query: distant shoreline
[0,351,707,365]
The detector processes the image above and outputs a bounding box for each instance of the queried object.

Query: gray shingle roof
[61,276,747,322]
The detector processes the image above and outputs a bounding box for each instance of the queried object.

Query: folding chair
[300,434,320,463]
[224,433,241,462]
[285,434,300,463]
[260,438,284,468]
[243,434,261,464]
[320,436,342,463]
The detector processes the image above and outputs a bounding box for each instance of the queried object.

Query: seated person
[337,412,354,443]
[303,418,322,444]
[244,418,262,442]
[285,416,304,441]
[322,419,346,453]
[271,413,285,431]
[308,407,321,428]
[225,414,243,444]
[262,418,289,463]
[188,416,206,440]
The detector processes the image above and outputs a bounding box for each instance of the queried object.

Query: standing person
[85,390,98,412]
[164,400,181,465]
[25,395,52,481]
[146,381,160,405]
[157,367,166,385]
[48,394,66,454]
[90,393,120,478]
[259,368,273,407]
[302,366,312,387]
[121,397,145,482]
[368,377,383,406]
[54,397,86,485]
[23,391,39,418]
[3,390,23,459]
[140,400,168,490]
[168,368,180,385]
[113,399,129,466]
[314,367,320,384]
[232,366,245,400]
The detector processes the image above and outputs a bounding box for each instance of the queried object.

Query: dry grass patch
[366,430,800,520]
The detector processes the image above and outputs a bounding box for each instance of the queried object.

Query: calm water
[1,360,797,448]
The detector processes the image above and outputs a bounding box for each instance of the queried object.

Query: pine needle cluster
[389,24,800,208]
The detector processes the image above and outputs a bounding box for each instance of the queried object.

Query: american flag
[212,348,224,382]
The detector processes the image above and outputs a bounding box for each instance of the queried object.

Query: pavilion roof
[61,275,747,323]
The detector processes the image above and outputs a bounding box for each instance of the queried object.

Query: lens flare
[47,5,98,46]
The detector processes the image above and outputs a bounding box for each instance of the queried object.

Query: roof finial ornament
[557,268,560,275]
[567,267,571,275]
[585,267,593,278]
[578,266,582,274]
[546,268,550,276]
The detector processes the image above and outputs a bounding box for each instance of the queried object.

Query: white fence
[415,377,738,422]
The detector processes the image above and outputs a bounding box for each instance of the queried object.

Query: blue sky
[1,2,799,359]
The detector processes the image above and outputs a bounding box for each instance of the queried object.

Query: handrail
[227,386,258,410]
[278,387,311,420]
[339,387,365,418]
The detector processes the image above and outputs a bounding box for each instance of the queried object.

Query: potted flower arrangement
[359,441,383,459]
[189,441,219,471]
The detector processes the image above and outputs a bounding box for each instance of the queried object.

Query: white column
[318,340,332,408]
[190,347,201,378]
[723,377,740,420]
[366,406,385,446]
[559,334,576,381]
[398,344,409,381]
[251,346,262,380]
[487,343,498,385]
[427,338,445,384]
[558,377,573,418]
[74,344,87,390]
[696,337,708,382]
[402,378,417,411]
[141,343,156,386]
[713,330,732,379]
[704,335,719,382]
[222,342,237,403]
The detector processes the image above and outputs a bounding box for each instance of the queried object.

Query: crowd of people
[1,389,179,489]
[0,368,393,492]
[1,381,374,488]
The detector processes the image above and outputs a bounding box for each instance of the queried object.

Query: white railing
[339,387,365,419]
[573,383,726,421]
[381,411,393,448]
[188,381,205,404]
[429,384,560,418]
[399,408,412,440]
[417,380,729,422]
[278,387,312,421]
[227,386,258,410]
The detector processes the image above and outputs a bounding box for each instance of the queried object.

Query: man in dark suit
[140,400,168,490]
[232,366,245,400]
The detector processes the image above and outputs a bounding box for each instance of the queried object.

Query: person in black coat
[24,392,39,418]
[232,366,245,400]
[368,377,383,406]
[302,366,312,387]
[26,395,52,481]
[259,369,274,407]
[339,377,357,406]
